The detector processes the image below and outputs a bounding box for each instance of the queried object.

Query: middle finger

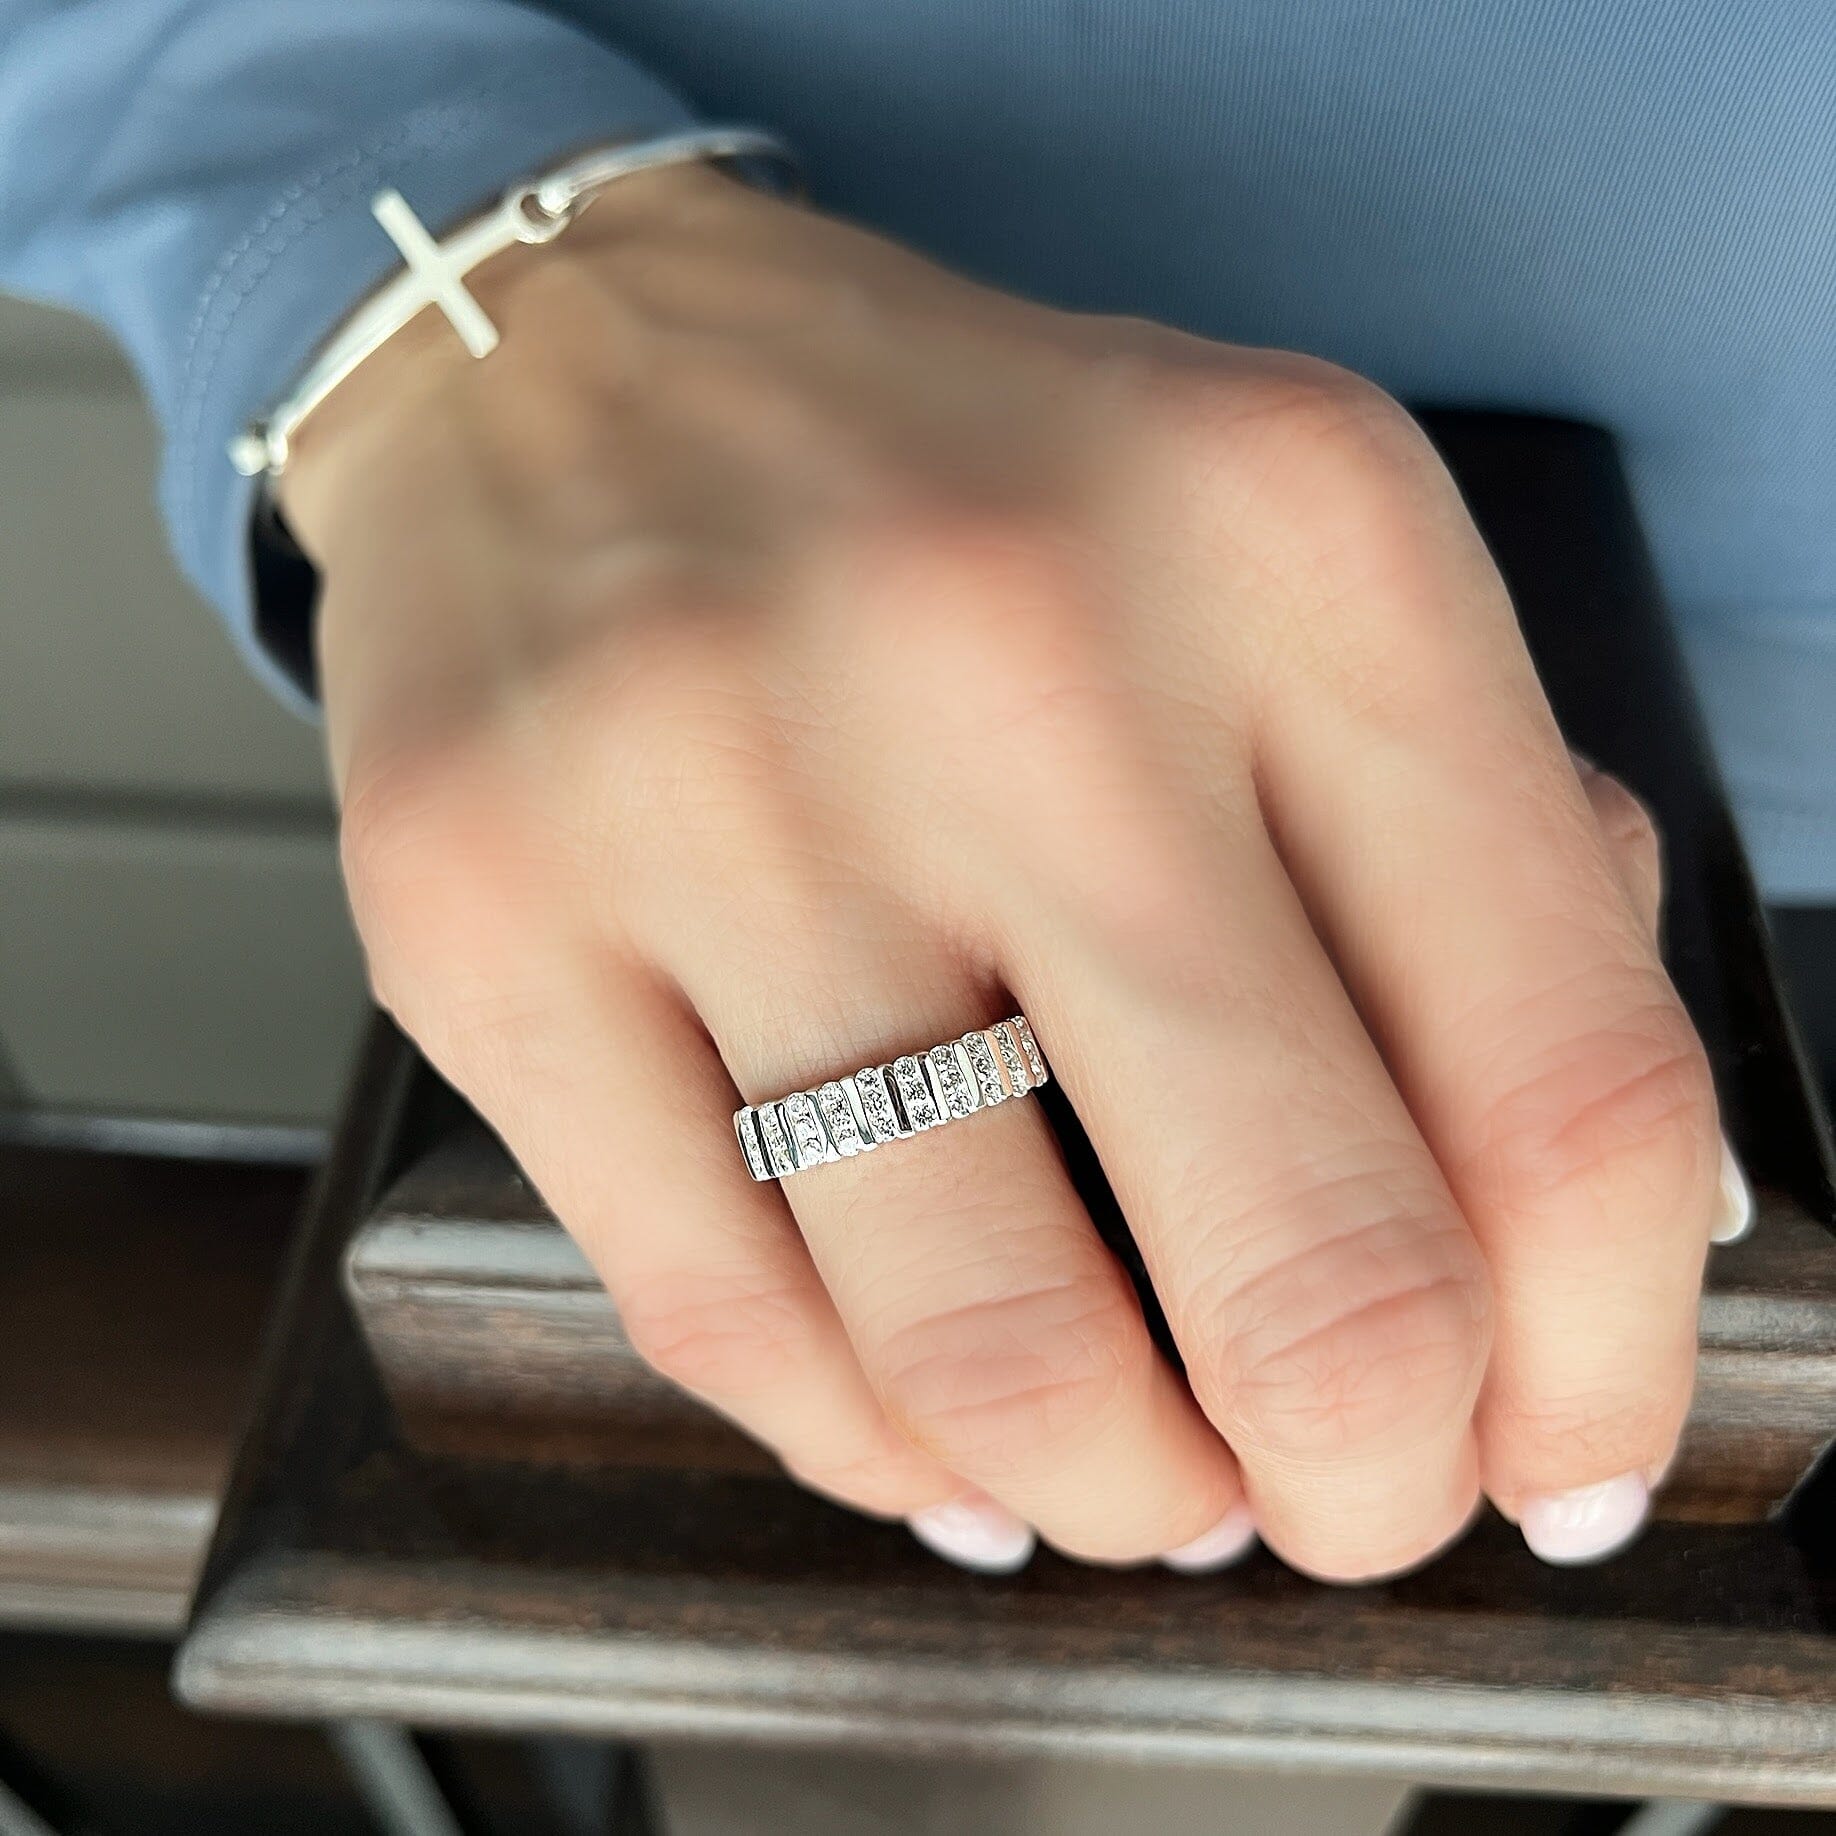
[674,900,1250,1566]
[996,801,1495,1581]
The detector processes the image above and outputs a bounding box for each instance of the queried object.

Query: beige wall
[0,296,365,1135]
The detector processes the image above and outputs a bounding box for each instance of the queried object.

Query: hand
[284,165,1732,1580]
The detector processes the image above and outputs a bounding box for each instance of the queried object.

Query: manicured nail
[907,1497,1036,1574]
[1161,1505,1259,1573]
[1711,1134,1754,1244]
[1519,1472,1649,1566]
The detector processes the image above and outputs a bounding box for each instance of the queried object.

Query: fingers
[1573,756,1662,940]
[797,527,1485,1580]
[388,946,986,1534]
[672,901,1249,1567]
[1576,755,1751,1246]
[1258,569,1720,1564]
[996,812,1491,1582]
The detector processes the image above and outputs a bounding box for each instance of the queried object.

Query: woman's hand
[284,165,1735,1580]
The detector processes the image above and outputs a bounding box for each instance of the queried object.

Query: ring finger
[673,893,1250,1566]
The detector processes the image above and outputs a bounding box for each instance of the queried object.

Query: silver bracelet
[227,126,797,481]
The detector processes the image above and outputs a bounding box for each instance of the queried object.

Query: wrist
[276,158,770,545]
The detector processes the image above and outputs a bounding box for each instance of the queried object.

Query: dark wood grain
[0,1634,376,1835]
[341,1119,771,1474]
[0,1145,303,1632]
[179,418,1836,1801]
[342,1101,1836,1520]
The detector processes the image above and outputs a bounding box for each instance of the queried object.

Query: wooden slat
[0,1143,303,1631]
[342,1101,1836,1519]
[185,1116,1836,1802]
[342,1119,768,1474]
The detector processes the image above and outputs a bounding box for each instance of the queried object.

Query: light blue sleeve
[0,0,700,702]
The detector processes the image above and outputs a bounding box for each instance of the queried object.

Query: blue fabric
[0,2,1831,896]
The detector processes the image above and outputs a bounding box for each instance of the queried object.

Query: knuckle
[337,731,526,1015]
[1243,357,1418,453]
[618,1269,814,1400]
[1181,1161,1490,1461]
[1153,353,1430,503]
[573,622,778,832]
[1593,774,1661,859]
[1587,772,1664,891]
[1492,1380,1692,1487]
[1218,1271,1487,1461]
[338,736,472,931]
[849,506,1248,979]
[566,624,832,930]
[869,1269,1145,1474]
[853,507,1099,738]
[857,502,1080,620]
[1465,991,1718,1228]
[1140,356,1477,675]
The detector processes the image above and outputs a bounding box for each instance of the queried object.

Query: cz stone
[734,1109,771,1181]
[816,1080,867,1156]
[893,1054,942,1129]
[962,1030,1007,1107]
[853,1065,906,1144]
[756,1103,797,1176]
[993,1023,1031,1097]
[928,1043,979,1117]
[1011,1014,1049,1087]
[782,1090,831,1169]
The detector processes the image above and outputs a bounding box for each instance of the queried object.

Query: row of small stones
[735,1017,1048,1180]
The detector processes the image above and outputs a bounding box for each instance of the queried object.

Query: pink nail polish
[1161,1505,1259,1573]
[907,1497,1036,1574]
[1519,1472,1649,1565]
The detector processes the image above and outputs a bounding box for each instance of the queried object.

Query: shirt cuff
[165,25,701,707]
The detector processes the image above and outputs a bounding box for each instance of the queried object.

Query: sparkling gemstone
[928,1043,978,1117]
[782,1090,830,1169]
[816,1080,867,1156]
[853,1065,905,1143]
[993,1023,1031,1096]
[893,1054,942,1129]
[756,1103,796,1176]
[962,1030,1007,1107]
[734,1108,771,1181]
[1011,1014,1048,1087]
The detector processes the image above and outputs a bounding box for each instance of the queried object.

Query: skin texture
[282,164,1720,1581]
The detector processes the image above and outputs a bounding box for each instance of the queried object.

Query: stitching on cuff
[171,66,637,587]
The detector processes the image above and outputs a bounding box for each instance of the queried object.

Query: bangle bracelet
[227,126,798,481]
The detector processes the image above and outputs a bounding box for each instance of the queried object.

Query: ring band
[734,1015,1050,1181]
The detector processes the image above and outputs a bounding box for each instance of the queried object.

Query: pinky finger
[1572,753,1750,1244]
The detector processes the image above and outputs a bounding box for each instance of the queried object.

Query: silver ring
[734,1015,1050,1182]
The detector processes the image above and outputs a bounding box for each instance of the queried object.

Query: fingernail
[1161,1505,1259,1573]
[1711,1133,1754,1244]
[1519,1472,1649,1566]
[907,1497,1036,1574]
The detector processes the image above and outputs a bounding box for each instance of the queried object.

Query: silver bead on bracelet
[228,126,798,482]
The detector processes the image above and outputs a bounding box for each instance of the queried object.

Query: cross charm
[370,187,501,359]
